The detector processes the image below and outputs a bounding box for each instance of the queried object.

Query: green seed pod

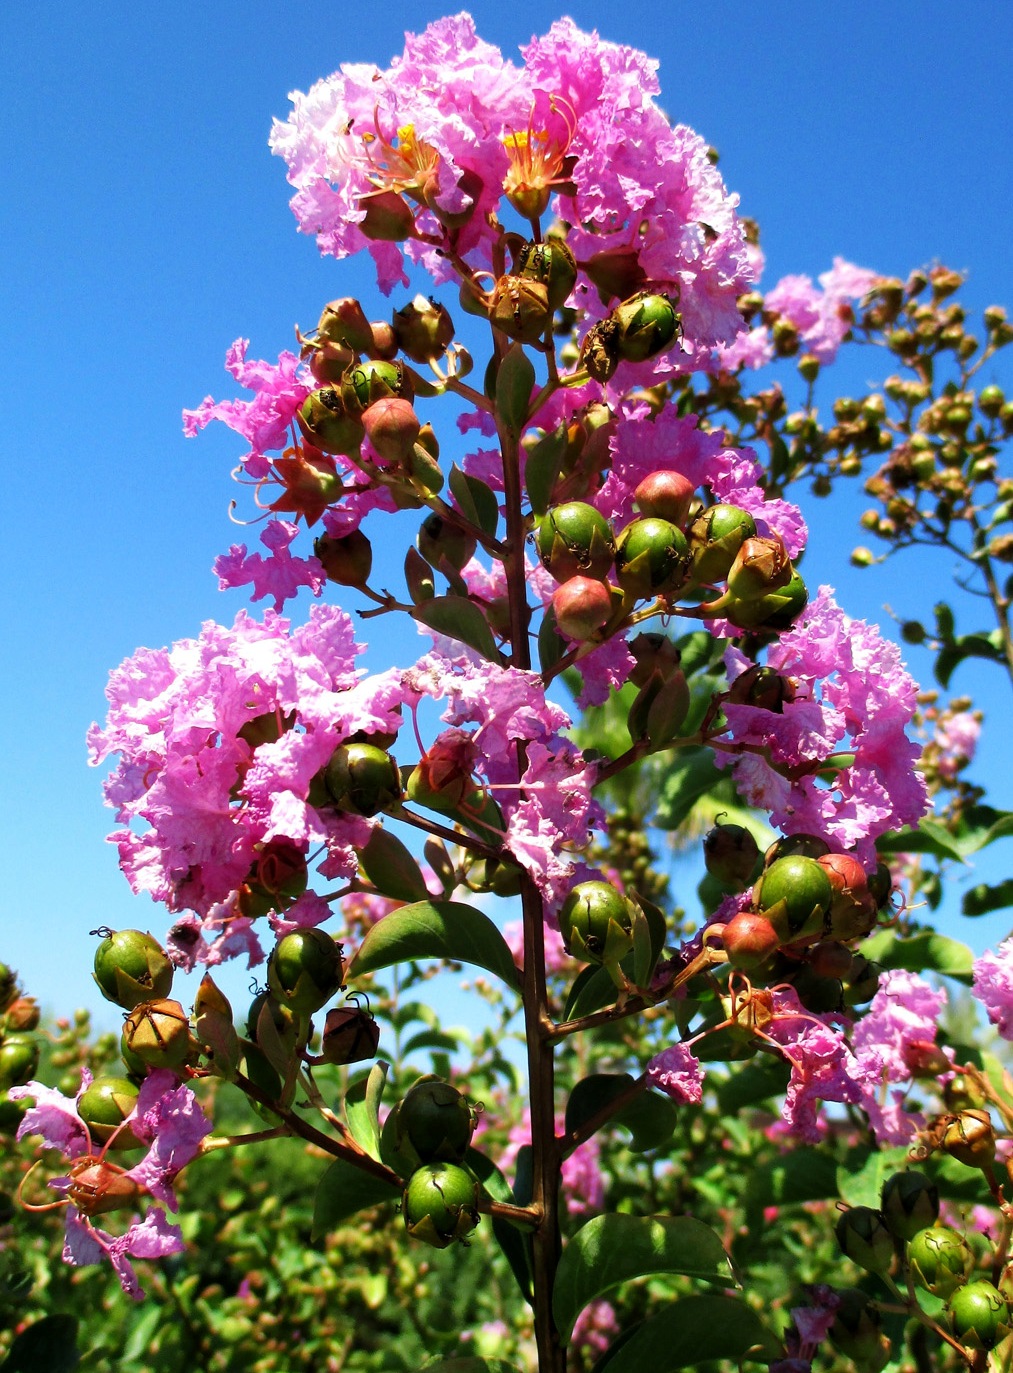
[725,664,796,712]
[340,360,413,419]
[723,570,809,631]
[558,880,637,966]
[828,1288,889,1370]
[317,298,375,355]
[948,1280,1010,1351]
[725,535,792,601]
[0,1093,28,1133]
[317,1005,380,1066]
[417,513,477,572]
[323,742,403,817]
[614,292,681,363]
[907,1224,974,1298]
[688,505,757,584]
[489,274,552,344]
[392,295,455,363]
[267,929,345,1017]
[93,929,174,1011]
[842,953,881,1005]
[357,188,415,242]
[881,1171,939,1241]
[754,855,833,941]
[295,387,366,457]
[704,823,761,888]
[77,1076,141,1149]
[461,853,524,899]
[0,1034,39,1092]
[122,999,194,1070]
[614,517,690,596]
[402,1162,481,1249]
[515,238,578,313]
[628,632,682,687]
[246,991,299,1053]
[237,840,308,920]
[313,530,373,588]
[396,1078,475,1164]
[534,502,616,582]
[979,385,1005,418]
[765,833,831,866]
[0,964,17,1016]
[626,667,690,748]
[834,1206,894,1275]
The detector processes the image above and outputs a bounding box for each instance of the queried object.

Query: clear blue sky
[3,2,1011,1025]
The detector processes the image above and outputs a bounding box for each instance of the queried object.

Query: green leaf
[312,1156,399,1239]
[449,465,500,538]
[655,748,725,830]
[492,1215,534,1307]
[525,423,567,516]
[963,878,1013,917]
[347,900,522,992]
[0,1316,79,1373]
[934,630,1004,687]
[563,964,616,1022]
[597,1295,779,1371]
[952,804,1013,856]
[745,1148,839,1215]
[860,929,974,984]
[413,595,501,663]
[768,427,792,483]
[836,1146,911,1208]
[631,894,668,990]
[421,1361,522,1373]
[357,825,431,903]
[495,343,536,434]
[565,1075,678,1152]
[553,1214,735,1344]
[538,604,568,675]
[344,1061,389,1161]
[715,1056,791,1113]
[877,819,966,863]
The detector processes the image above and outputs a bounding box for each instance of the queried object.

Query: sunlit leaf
[347,901,522,992]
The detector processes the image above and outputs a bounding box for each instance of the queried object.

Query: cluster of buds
[835,1166,1011,1356]
[386,1079,481,1249]
[483,235,578,345]
[0,963,40,1126]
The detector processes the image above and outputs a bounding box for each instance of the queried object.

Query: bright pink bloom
[647,1043,704,1105]
[763,258,879,364]
[973,939,1013,1041]
[851,970,949,1144]
[764,989,866,1143]
[933,709,981,779]
[215,519,327,611]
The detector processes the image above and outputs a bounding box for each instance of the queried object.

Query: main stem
[499,413,564,1373]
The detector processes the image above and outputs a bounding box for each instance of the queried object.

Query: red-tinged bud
[816,853,878,940]
[835,1206,894,1275]
[357,188,415,242]
[535,502,616,582]
[341,360,413,418]
[316,1004,380,1065]
[368,321,399,361]
[633,470,695,525]
[267,929,344,1017]
[396,1078,475,1164]
[362,396,421,465]
[122,999,194,1070]
[948,1281,1010,1352]
[67,1157,146,1218]
[313,530,373,588]
[417,513,477,572]
[318,298,374,355]
[309,341,355,386]
[628,633,681,687]
[408,734,479,811]
[3,997,39,1032]
[77,1077,141,1149]
[296,388,366,457]
[489,274,552,344]
[579,317,621,383]
[559,880,637,967]
[614,293,681,363]
[402,1162,480,1249]
[581,246,647,303]
[754,855,833,941]
[553,575,614,640]
[880,1171,938,1241]
[237,840,308,919]
[0,1034,39,1091]
[93,929,174,1011]
[726,535,792,600]
[515,237,578,312]
[807,940,854,981]
[704,823,761,888]
[725,664,795,712]
[688,505,757,584]
[614,517,690,597]
[392,296,455,363]
[720,911,781,970]
[323,742,403,817]
[942,1109,996,1169]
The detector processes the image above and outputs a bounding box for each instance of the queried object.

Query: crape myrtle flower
[973,938,1013,1041]
[647,1043,705,1106]
[770,1285,841,1373]
[11,1069,212,1299]
[715,587,927,862]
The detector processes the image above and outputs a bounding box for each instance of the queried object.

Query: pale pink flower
[851,970,950,1145]
[647,1043,704,1105]
[973,939,1013,1040]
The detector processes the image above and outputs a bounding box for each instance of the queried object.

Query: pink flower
[214,519,326,612]
[851,970,949,1144]
[933,709,981,779]
[647,1043,704,1105]
[571,1300,619,1359]
[973,939,1013,1040]
[764,989,866,1143]
[764,258,879,364]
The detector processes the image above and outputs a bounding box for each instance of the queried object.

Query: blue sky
[3,2,1012,1025]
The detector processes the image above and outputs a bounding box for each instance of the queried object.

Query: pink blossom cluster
[716,587,928,862]
[973,938,1013,1040]
[11,1069,212,1299]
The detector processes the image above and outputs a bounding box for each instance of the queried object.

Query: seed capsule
[93,930,174,1011]
[558,880,637,966]
[267,929,345,1018]
[535,502,616,583]
[402,1162,481,1249]
[396,1079,475,1164]
[122,999,194,1070]
[322,742,403,817]
[754,855,833,942]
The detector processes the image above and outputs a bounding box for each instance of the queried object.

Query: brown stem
[560,1074,648,1159]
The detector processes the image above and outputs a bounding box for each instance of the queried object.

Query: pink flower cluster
[973,938,1013,1040]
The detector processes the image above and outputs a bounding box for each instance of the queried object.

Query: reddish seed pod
[633,470,695,525]
[720,911,781,971]
[552,576,614,640]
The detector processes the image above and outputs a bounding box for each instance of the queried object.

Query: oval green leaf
[347,900,522,992]
[860,929,974,983]
[553,1214,735,1343]
[358,826,431,903]
[311,1156,399,1240]
[1,1315,80,1373]
[344,1061,389,1160]
[596,1295,779,1371]
[413,595,501,663]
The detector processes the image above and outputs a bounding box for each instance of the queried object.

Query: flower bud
[878,1172,939,1243]
[402,1162,480,1249]
[313,530,373,588]
[296,388,366,457]
[368,321,399,361]
[807,940,854,981]
[827,1289,889,1370]
[267,929,345,1017]
[688,505,757,584]
[77,1076,141,1149]
[724,570,808,631]
[627,633,681,687]
[725,664,795,712]
[396,1079,475,1164]
[817,852,877,940]
[726,535,792,601]
[633,470,695,526]
[842,954,880,1005]
[626,669,690,747]
[407,734,479,811]
[754,855,833,942]
[417,513,477,572]
[461,853,524,899]
[362,397,421,465]
[489,274,552,344]
[553,575,614,640]
[318,298,374,355]
[704,823,760,888]
[67,1157,146,1219]
[357,189,415,242]
[558,880,637,966]
[948,1281,1010,1351]
[765,834,830,866]
[581,246,647,303]
[720,911,781,971]
[979,384,1005,418]
[246,991,298,1052]
[515,238,578,312]
[942,1109,996,1169]
[0,964,16,1016]
[614,517,690,596]
[614,293,681,363]
[392,296,455,363]
[122,998,194,1070]
[0,1033,39,1092]
[834,1206,894,1275]
[3,997,40,1032]
[323,742,403,817]
[317,1005,380,1066]
[534,502,616,582]
[340,360,413,419]
[237,839,308,920]
[93,929,174,1011]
